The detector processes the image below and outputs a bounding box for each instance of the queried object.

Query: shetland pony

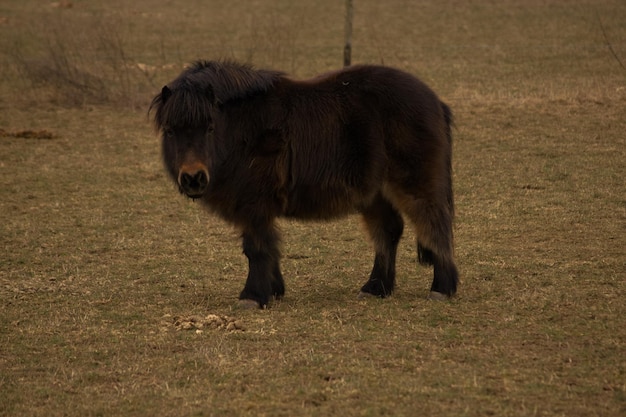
[150,60,458,308]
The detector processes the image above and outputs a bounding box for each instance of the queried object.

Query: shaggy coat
[150,60,458,308]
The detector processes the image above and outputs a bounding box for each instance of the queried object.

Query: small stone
[205,314,221,322]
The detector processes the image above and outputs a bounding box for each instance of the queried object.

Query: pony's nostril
[179,169,209,197]
[193,171,208,187]
[180,172,194,188]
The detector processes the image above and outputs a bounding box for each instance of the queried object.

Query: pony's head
[150,80,216,199]
[149,60,282,199]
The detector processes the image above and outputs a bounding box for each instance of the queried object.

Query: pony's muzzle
[178,164,209,198]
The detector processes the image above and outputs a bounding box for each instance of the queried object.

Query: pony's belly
[284,185,372,220]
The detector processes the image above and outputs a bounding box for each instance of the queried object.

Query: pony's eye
[164,128,174,137]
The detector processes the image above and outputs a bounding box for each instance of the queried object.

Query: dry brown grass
[1,1,625,416]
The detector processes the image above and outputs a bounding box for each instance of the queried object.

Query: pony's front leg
[239,226,284,309]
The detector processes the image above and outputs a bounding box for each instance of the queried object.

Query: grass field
[1,0,625,416]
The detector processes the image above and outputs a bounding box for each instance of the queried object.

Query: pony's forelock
[150,84,214,131]
[150,60,283,131]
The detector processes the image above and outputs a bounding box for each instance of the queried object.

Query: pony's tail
[417,102,455,267]
[441,101,454,219]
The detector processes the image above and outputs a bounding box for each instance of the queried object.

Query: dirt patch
[0,128,57,139]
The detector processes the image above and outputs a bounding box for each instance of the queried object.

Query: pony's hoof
[357,291,377,299]
[427,291,449,301]
[237,299,262,309]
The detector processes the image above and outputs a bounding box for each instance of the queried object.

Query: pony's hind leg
[411,202,458,299]
[359,194,404,298]
[430,256,458,299]
[387,187,458,299]
[417,242,458,299]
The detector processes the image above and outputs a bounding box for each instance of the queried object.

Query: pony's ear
[161,85,172,103]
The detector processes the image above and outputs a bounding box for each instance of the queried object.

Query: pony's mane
[150,60,284,130]
[193,60,284,103]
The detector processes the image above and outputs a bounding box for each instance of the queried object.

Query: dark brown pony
[150,60,458,308]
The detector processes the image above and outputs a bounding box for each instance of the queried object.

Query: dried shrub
[8,12,155,108]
